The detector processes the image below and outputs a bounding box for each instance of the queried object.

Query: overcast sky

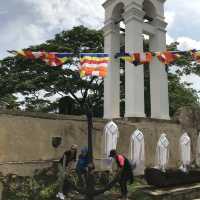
[0,0,200,92]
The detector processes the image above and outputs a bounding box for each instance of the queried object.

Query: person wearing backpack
[109,149,134,200]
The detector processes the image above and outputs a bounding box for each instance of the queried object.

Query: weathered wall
[174,106,200,163]
[0,109,198,176]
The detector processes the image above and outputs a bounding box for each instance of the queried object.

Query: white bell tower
[103,0,170,120]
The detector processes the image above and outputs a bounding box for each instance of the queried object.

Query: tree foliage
[0,26,104,116]
[168,73,199,116]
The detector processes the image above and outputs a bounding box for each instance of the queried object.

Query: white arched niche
[129,129,145,175]
[179,132,191,172]
[101,121,119,170]
[103,120,119,157]
[155,133,169,172]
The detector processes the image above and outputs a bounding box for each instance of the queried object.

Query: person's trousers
[119,177,128,198]
[76,169,87,187]
[57,163,66,193]
[119,170,134,198]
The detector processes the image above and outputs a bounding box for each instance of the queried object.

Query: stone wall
[174,106,200,163]
[0,109,198,176]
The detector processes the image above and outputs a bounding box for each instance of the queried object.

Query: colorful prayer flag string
[115,52,153,65]
[156,51,181,64]
[115,52,133,63]
[132,52,153,65]
[80,53,110,77]
[115,51,182,65]
[8,49,200,75]
[8,50,72,66]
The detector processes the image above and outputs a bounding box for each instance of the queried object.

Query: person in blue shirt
[76,147,89,186]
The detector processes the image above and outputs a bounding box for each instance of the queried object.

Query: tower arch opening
[143,0,157,24]
[111,2,125,22]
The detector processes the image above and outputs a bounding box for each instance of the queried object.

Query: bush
[1,165,59,200]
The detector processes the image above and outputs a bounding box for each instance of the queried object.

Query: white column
[124,8,146,118]
[149,18,170,120]
[103,20,120,119]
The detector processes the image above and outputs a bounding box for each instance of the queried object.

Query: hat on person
[71,144,78,150]
[81,147,88,154]
[109,149,117,157]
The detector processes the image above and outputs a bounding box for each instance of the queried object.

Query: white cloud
[177,37,200,51]
[165,0,200,40]
[0,21,46,57]
[181,74,200,94]
[2,0,200,59]
[22,0,104,30]
[165,11,175,31]
[0,0,105,58]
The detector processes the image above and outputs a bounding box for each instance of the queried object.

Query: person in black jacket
[59,145,77,169]
[57,144,77,200]
[109,149,134,200]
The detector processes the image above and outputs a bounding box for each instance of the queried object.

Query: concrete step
[140,183,200,200]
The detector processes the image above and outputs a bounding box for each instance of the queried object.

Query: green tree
[0,26,104,116]
[168,73,199,116]
[0,94,19,110]
[167,42,200,115]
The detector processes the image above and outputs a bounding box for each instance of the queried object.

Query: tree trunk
[86,110,95,200]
